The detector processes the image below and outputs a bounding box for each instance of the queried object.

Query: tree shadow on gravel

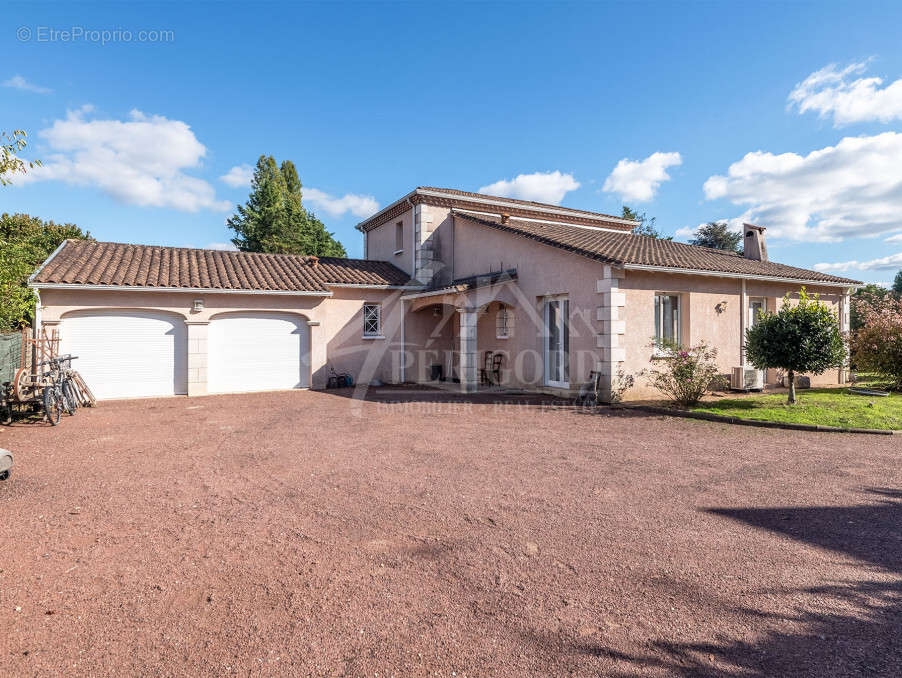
[571,489,902,677]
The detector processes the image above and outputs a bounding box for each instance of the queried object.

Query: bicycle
[38,355,79,425]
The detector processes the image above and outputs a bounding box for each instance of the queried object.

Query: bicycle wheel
[43,386,62,426]
[62,379,78,415]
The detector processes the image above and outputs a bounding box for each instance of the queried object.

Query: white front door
[60,310,188,400]
[208,313,309,394]
[543,297,569,388]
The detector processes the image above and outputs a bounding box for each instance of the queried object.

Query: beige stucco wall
[365,206,414,276]
[420,205,455,287]
[414,216,604,392]
[38,286,405,394]
[405,214,850,399]
[620,272,847,399]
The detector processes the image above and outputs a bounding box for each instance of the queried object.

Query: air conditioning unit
[731,367,764,391]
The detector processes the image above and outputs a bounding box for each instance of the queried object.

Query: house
[29,187,860,401]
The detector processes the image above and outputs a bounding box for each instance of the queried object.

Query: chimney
[308,255,319,268]
[500,213,510,224]
[743,224,768,262]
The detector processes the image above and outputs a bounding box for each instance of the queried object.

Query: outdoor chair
[479,351,494,385]
[575,370,601,406]
[481,352,503,385]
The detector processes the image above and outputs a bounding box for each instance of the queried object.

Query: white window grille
[363,303,381,337]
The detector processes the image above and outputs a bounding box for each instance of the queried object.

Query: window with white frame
[496,306,511,339]
[363,303,382,337]
[654,293,681,348]
[748,298,766,327]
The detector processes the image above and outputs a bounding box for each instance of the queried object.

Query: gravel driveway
[1,388,901,677]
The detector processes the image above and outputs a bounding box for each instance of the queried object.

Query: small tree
[745,288,846,404]
[893,270,902,296]
[850,295,902,389]
[690,221,742,253]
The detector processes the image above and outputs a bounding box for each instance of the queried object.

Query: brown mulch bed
[1,388,901,676]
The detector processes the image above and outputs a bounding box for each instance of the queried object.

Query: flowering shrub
[851,295,902,388]
[641,341,720,407]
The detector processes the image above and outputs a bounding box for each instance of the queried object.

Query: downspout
[739,278,747,367]
[34,289,42,341]
[450,212,456,282]
[410,198,417,280]
[400,298,406,384]
[401,196,414,383]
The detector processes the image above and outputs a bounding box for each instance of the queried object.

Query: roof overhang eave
[356,187,640,232]
[28,282,335,296]
[621,263,861,288]
[325,283,426,290]
[355,190,418,232]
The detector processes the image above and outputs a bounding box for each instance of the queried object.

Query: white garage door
[60,310,188,400]
[208,313,309,394]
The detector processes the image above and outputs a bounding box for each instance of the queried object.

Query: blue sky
[4,1,902,283]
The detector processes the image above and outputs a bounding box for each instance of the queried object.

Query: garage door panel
[60,310,188,400]
[208,313,309,394]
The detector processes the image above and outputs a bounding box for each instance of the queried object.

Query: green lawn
[691,388,902,430]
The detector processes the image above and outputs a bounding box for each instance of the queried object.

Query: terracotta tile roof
[416,187,629,222]
[31,240,412,291]
[356,187,637,232]
[416,269,518,296]
[456,213,861,285]
[312,256,414,286]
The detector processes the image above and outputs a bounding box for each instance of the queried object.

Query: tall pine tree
[227,155,346,257]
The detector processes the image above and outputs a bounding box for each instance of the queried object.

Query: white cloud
[12,106,230,212]
[220,164,253,188]
[2,74,52,94]
[703,132,902,242]
[885,233,902,243]
[814,252,902,272]
[602,152,682,202]
[478,171,580,205]
[302,187,379,219]
[788,60,902,126]
[206,241,237,251]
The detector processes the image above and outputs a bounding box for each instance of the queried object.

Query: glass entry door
[544,297,569,388]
